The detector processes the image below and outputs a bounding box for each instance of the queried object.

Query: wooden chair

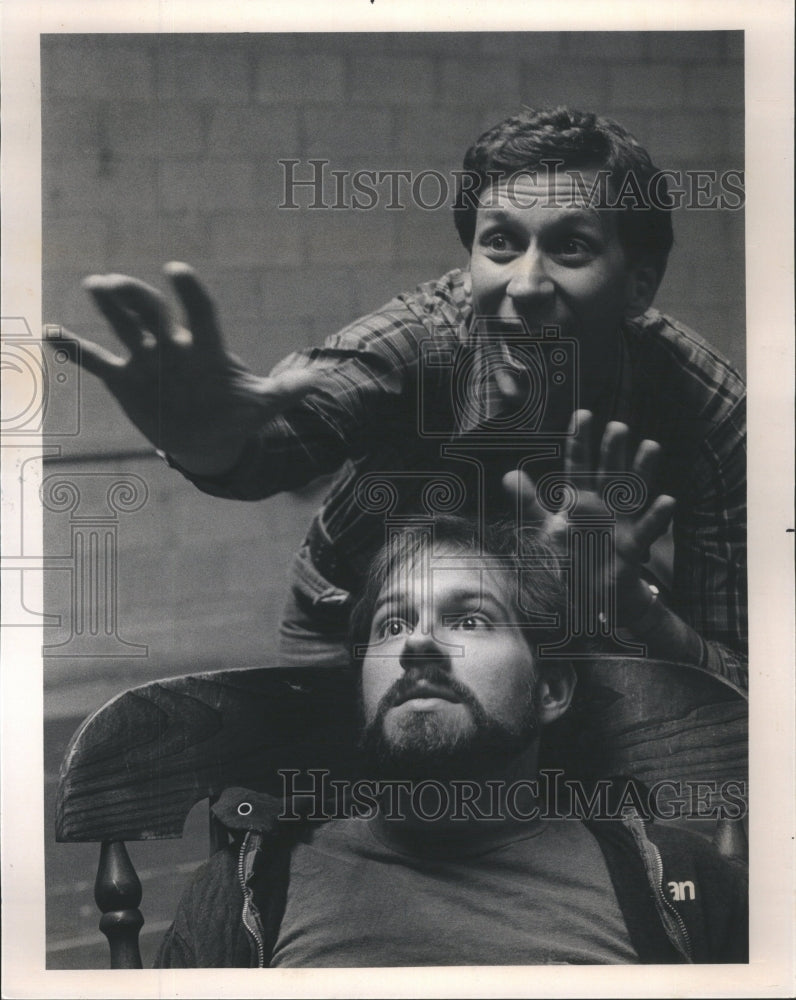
[55,666,362,968]
[55,659,747,969]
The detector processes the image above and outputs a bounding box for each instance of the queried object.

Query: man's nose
[506,247,555,302]
[399,630,451,673]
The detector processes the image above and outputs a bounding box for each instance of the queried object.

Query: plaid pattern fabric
[184,269,747,690]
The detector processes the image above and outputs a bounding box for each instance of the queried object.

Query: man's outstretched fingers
[99,274,176,344]
[635,494,677,552]
[164,262,222,349]
[82,275,147,353]
[564,409,593,475]
[631,439,662,495]
[599,421,629,473]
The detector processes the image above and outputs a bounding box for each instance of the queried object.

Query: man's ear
[624,262,659,318]
[536,662,577,725]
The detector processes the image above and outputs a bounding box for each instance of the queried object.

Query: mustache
[377,664,483,716]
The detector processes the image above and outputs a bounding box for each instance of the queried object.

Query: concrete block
[394,205,461,265]
[256,54,345,103]
[157,38,251,101]
[439,58,522,107]
[608,64,685,109]
[41,99,101,158]
[208,209,302,268]
[42,37,156,100]
[609,109,730,166]
[99,102,207,161]
[684,66,744,109]
[303,108,394,159]
[479,33,562,58]
[644,31,725,62]
[46,216,110,270]
[565,31,646,61]
[520,64,610,112]
[255,266,354,323]
[722,112,744,162]
[305,210,395,266]
[394,108,480,165]
[44,158,161,217]
[291,33,389,55]
[206,105,300,159]
[348,55,435,105]
[384,32,482,56]
[42,269,96,330]
[106,212,214,271]
[158,160,258,212]
[724,32,744,62]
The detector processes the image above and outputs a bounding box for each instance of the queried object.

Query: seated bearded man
[156,516,748,968]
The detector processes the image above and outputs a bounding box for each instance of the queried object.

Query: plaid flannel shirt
[183,269,747,692]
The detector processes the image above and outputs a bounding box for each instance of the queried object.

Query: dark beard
[358,664,539,782]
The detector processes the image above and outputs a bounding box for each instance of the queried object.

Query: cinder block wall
[41,31,745,708]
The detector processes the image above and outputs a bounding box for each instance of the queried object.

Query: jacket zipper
[624,814,693,962]
[237,832,266,968]
[647,836,694,961]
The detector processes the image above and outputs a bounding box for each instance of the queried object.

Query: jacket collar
[212,787,286,835]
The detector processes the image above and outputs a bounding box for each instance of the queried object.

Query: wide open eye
[378,617,413,638]
[550,235,596,264]
[451,613,493,631]
[480,230,519,259]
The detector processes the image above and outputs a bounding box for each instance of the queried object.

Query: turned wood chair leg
[94,840,144,969]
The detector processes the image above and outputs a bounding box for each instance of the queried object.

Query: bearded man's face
[359,552,540,780]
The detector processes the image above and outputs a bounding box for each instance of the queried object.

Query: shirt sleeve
[172,284,461,502]
[671,392,747,693]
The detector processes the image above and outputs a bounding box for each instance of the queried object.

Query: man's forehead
[378,553,519,605]
[476,168,612,213]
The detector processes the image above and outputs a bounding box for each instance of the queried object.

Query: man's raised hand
[504,410,677,628]
[58,263,317,476]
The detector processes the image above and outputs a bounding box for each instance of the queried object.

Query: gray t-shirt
[270,816,639,967]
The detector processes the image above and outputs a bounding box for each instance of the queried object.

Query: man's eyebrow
[436,587,514,618]
[476,208,512,223]
[372,591,409,615]
[372,585,513,615]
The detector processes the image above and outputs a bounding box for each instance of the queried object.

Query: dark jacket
[155,787,748,968]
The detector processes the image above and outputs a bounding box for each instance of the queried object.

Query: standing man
[62,106,746,689]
